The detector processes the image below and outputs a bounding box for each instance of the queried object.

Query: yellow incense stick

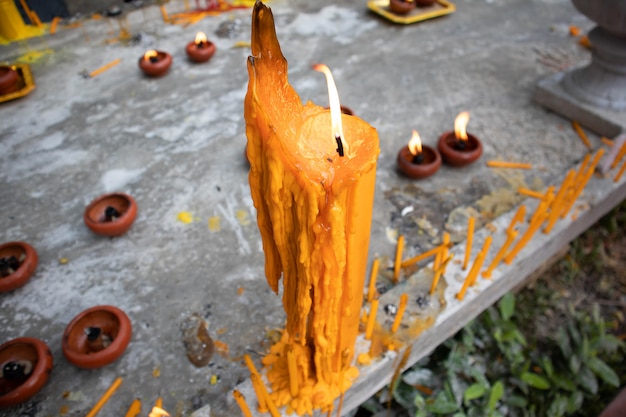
[517,188,544,199]
[430,233,450,294]
[572,120,592,150]
[506,205,526,234]
[393,235,404,283]
[611,140,626,169]
[160,5,169,22]
[391,293,409,333]
[233,390,253,417]
[50,16,61,34]
[482,230,518,279]
[86,377,123,417]
[365,299,379,340]
[544,170,575,234]
[400,244,447,268]
[90,58,121,78]
[560,148,605,218]
[124,399,141,417]
[457,236,492,300]
[487,161,532,169]
[615,159,626,182]
[462,217,475,270]
[250,374,279,417]
[601,136,614,147]
[367,258,380,302]
[503,213,548,264]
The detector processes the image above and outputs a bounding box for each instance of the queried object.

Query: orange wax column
[245,1,380,378]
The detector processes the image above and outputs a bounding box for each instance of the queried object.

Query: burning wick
[1,360,33,380]
[85,327,112,351]
[144,50,159,63]
[85,327,101,341]
[408,130,424,164]
[313,64,349,158]
[454,111,470,150]
[0,255,20,277]
[104,206,120,222]
[195,32,207,48]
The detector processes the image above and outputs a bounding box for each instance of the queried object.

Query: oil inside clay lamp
[83,192,138,237]
[62,305,132,369]
[389,0,415,14]
[415,0,437,6]
[186,32,216,63]
[0,337,54,407]
[0,242,38,293]
[437,111,483,167]
[0,66,19,95]
[397,129,441,179]
[138,50,173,77]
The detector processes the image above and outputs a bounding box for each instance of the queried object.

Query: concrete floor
[0,0,615,416]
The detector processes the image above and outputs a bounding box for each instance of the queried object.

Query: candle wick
[412,153,424,164]
[335,135,345,157]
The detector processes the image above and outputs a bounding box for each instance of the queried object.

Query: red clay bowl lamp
[186,32,216,63]
[0,337,53,408]
[389,0,415,15]
[0,242,37,293]
[0,66,19,95]
[437,111,483,167]
[397,129,442,179]
[83,192,137,237]
[138,50,172,77]
[62,305,132,369]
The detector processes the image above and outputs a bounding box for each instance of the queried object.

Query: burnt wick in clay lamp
[0,242,38,293]
[0,66,19,95]
[0,337,53,408]
[437,111,483,167]
[62,305,132,369]
[389,0,415,15]
[186,32,216,63]
[138,50,172,77]
[397,129,442,179]
[83,192,137,237]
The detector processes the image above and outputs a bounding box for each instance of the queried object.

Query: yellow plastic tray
[0,64,35,103]
[367,0,455,24]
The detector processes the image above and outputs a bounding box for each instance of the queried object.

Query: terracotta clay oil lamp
[62,305,132,369]
[83,192,137,237]
[389,0,415,15]
[0,337,53,408]
[138,50,172,77]
[437,111,483,167]
[186,32,216,63]
[397,130,441,179]
[0,66,19,95]
[0,242,37,293]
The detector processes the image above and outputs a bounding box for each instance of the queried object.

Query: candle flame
[144,50,158,61]
[149,407,170,417]
[408,130,422,156]
[454,111,470,142]
[195,32,207,45]
[313,63,349,158]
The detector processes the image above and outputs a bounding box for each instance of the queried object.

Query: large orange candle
[244,2,379,413]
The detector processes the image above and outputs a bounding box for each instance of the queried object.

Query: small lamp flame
[149,406,170,417]
[454,111,470,142]
[408,130,423,156]
[195,32,207,46]
[313,63,349,158]
[144,50,158,62]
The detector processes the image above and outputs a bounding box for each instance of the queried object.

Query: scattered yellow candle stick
[243,354,259,377]
[611,140,626,169]
[529,186,554,226]
[155,397,163,409]
[576,153,592,183]
[560,148,605,217]
[250,374,279,417]
[430,233,449,294]
[517,188,544,199]
[572,120,592,150]
[365,299,379,340]
[486,161,532,169]
[85,377,123,417]
[393,235,404,283]
[287,346,299,397]
[233,390,253,417]
[544,170,575,234]
[124,399,141,417]
[391,293,408,333]
[503,212,548,265]
[367,258,379,302]
[482,230,518,279]
[457,236,492,300]
[89,58,121,78]
[602,136,614,147]
[462,217,475,270]
[50,16,61,34]
[506,205,526,234]
[400,244,448,268]
[243,354,267,411]
[614,159,626,182]
[160,5,169,22]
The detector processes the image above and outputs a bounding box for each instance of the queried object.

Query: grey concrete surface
[0,0,615,416]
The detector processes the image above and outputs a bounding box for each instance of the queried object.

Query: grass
[357,200,626,417]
